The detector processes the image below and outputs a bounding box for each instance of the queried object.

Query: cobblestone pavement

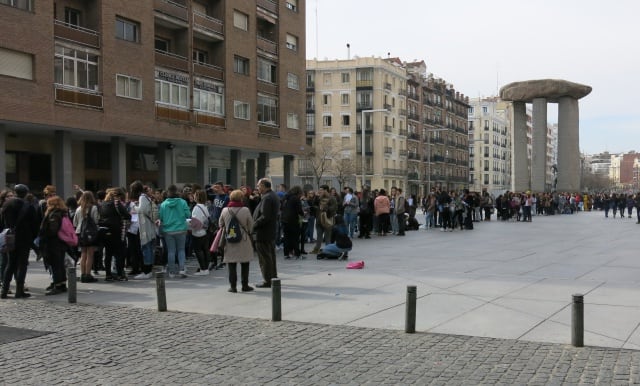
[1,300,639,385]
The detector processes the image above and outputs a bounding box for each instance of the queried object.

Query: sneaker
[193,270,209,276]
[168,273,176,279]
[179,270,187,278]
[134,272,153,280]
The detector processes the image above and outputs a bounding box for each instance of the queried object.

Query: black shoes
[241,285,254,292]
[80,274,98,283]
[255,282,271,288]
[228,287,238,293]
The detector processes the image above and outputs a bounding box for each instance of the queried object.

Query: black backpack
[225,209,243,243]
[79,207,99,246]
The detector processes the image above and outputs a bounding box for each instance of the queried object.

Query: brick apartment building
[0,0,305,198]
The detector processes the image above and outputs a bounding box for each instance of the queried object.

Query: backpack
[79,208,99,246]
[58,215,78,247]
[225,208,243,243]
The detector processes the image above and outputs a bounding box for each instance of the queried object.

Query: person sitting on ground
[317,215,352,260]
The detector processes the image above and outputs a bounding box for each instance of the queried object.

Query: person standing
[1,184,38,299]
[191,189,211,276]
[252,179,279,288]
[39,196,71,295]
[281,186,304,259]
[158,185,191,278]
[99,188,131,281]
[374,189,391,236]
[310,185,337,254]
[220,190,254,292]
[131,182,157,280]
[73,191,99,283]
[342,187,359,238]
[395,188,406,236]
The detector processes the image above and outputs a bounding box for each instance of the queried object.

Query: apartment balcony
[298,169,315,177]
[407,113,420,122]
[384,82,392,91]
[193,62,223,81]
[384,125,393,133]
[356,80,373,89]
[407,132,420,141]
[156,103,190,121]
[257,0,278,15]
[257,36,278,57]
[195,111,225,128]
[54,20,100,48]
[398,129,408,137]
[257,80,278,95]
[193,11,224,42]
[54,84,103,109]
[383,103,392,110]
[399,149,408,157]
[398,89,407,96]
[407,153,420,160]
[306,128,315,135]
[154,0,188,26]
[383,168,405,176]
[384,146,392,155]
[258,124,279,137]
[398,109,407,116]
[356,102,373,110]
[407,92,419,101]
[155,50,188,72]
[306,81,315,91]
[408,172,419,181]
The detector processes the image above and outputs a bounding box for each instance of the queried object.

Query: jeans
[425,212,434,229]
[390,210,398,234]
[306,216,315,241]
[343,212,357,238]
[321,243,351,257]
[164,231,187,274]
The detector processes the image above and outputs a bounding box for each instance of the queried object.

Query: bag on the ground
[79,213,99,246]
[58,216,78,247]
[225,210,243,243]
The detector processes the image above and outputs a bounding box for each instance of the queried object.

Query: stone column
[157,142,174,189]
[196,146,208,187]
[54,130,72,199]
[257,152,268,180]
[531,98,547,192]
[283,155,293,188]
[512,102,529,192]
[245,159,256,188]
[230,149,241,188]
[110,136,127,189]
[557,96,580,192]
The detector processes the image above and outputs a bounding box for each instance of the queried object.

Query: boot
[228,263,238,293]
[0,283,8,299]
[241,263,253,292]
[15,282,31,299]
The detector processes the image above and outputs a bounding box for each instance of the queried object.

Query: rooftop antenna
[315,0,319,59]
[347,43,350,60]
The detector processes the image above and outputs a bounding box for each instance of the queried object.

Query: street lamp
[360,109,388,188]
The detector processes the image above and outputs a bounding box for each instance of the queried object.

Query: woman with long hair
[73,191,99,283]
[99,187,131,281]
[39,196,69,295]
[374,189,391,236]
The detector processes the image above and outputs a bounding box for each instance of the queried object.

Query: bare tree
[301,143,338,189]
[333,157,358,190]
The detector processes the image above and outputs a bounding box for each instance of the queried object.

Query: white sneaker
[179,270,187,278]
[194,270,209,276]
[134,272,152,280]
[440,228,445,232]
[168,273,176,279]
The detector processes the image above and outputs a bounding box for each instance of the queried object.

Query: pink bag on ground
[346,260,364,269]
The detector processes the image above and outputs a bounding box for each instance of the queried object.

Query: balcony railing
[407,113,420,121]
[154,0,188,22]
[356,102,373,110]
[384,82,392,90]
[193,11,224,39]
[156,103,190,121]
[193,62,223,80]
[257,0,278,14]
[383,168,405,176]
[54,20,100,48]
[408,172,419,180]
[399,149,408,157]
[54,84,103,109]
[398,129,408,137]
[195,111,225,127]
[398,89,407,96]
[356,80,373,88]
[384,125,393,133]
[258,124,279,137]
[257,36,278,56]
[155,50,188,72]
[384,146,392,154]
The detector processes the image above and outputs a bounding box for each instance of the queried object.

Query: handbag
[210,226,225,253]
[58,215,78,247]
[319,211,334,229]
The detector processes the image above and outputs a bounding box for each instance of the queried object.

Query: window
[306,114,315,130]
[285,34,298,51]
[116,74,141,99]
[234,101,250,120]
[234,56,249,75]
[65,7,81,27]
[233,10,248,31]
[341,93,349,105]
[193,49,207,64]
[285,0,297,12]
[54,45,99,91]
[116,17,140,42]
[155,78,188,108]
[306,71,315,88]
[341,114,350,126]
[341,72,350,83]
[322,115,332,127]
[0,47,33,80]
[155,38,169,52]
[287,73,299,90]
[322,94,331,106]
[482,106,488,113]
[257,58,276,83]
[257,94,278,125]
[0,0,32,11]
[193,83,224,115]
[287,113,299,129]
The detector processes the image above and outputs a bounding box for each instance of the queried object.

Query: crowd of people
[2,178,634,300]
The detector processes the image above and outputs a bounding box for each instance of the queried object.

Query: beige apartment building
[281,57,470,197]
[0,0,305,198]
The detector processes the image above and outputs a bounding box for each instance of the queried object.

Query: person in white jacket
[191,190,211,275]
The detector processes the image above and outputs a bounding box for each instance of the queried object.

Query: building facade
[0,0,305,198]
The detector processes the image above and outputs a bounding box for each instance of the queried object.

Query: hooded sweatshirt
[159,197,190,233]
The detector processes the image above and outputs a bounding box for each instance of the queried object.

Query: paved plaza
[1,210,640,384]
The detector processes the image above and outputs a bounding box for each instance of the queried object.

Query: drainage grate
[0,325,52,345]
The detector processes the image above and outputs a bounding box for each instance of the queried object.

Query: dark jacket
[252,189,279,242]
[1,197,39,250]
[99,199,131,232]
[281,193,303,225]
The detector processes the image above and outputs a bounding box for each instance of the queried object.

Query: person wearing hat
[1,184,39,299]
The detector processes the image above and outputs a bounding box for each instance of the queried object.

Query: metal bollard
[571,294,584,347]
[156,271,167,312]
[67,267,77,304]
[405,285,417,333]
[271,279,281,321]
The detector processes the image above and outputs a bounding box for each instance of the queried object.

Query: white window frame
[285,34,298,51]
[257,58,276,83]
[116,17,140,43]
[155,79,188,108]
[322,114,332,127]
[0,0,33,11]
[116,74,142,100]
[193,87,224,116]
[233,10,248,31]
[287,113,299,129]
[54,45,99,91]
[257,94,278,125]
[234,101,250,120]
[287,72,299,90]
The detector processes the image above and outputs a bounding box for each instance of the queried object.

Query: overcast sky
[306,0,640,155]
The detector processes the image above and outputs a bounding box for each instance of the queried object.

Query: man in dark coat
[252,178,279,288]
[1,184,39,299]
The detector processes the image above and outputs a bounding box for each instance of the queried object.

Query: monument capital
[499,79,592,103]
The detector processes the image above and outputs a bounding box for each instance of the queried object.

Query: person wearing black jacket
[252,178,280,288]
[281,186,304,260]
[99,187,131,281]
[1,184,39,299]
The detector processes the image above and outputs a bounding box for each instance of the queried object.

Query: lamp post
[361,109,388,188]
